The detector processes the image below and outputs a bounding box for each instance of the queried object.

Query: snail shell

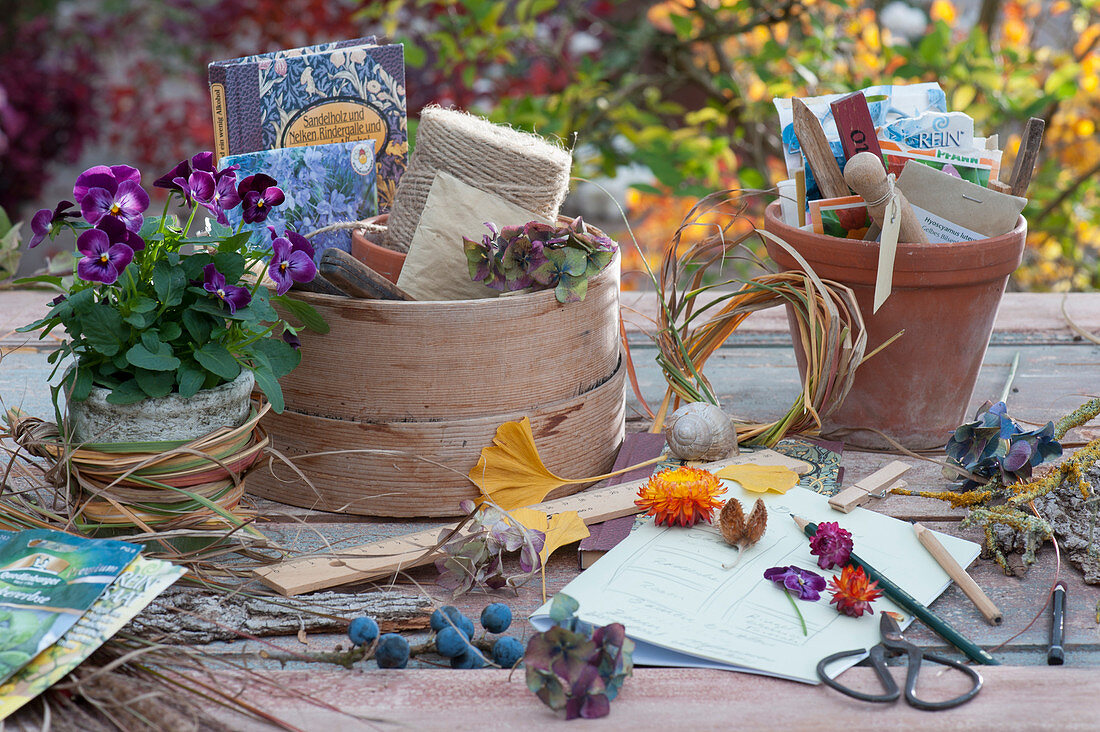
[664,402,738,461]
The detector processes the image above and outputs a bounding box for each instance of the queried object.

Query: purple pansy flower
[96,215,145,252]
[77,166,149,233]
[237,173,284,224]
[763,565,827,601]
[267,236,317,295]
[808,521,854,570]
[28,201,78,248]
[202,263,251,314]
[282,330,301,350]
[155,152,239,196]
[73,165,140,205]
[76,228,134,285]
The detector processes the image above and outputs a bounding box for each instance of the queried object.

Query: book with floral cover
[208,37,406,212]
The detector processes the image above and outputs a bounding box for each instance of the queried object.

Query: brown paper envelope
[397,172,551,301]
[896,160,1026,241]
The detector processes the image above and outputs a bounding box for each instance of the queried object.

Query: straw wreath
[639,190,887,447]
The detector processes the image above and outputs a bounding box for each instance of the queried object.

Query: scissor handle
[817,645,900,703]
[902,649,984,711]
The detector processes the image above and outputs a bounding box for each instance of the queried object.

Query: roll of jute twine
[384,106,572,253]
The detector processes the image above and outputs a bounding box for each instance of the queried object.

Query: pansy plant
[19,152,328,415]
[463,217,617,303]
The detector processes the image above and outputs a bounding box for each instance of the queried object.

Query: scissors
[816,614,983,710]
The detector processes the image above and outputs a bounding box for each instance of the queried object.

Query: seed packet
[809,195,872,238]
[0,530,140,685]
[879,139,1002,188]
[0,555,185,719]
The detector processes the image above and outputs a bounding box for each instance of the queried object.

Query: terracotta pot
[763,202,1026,449]
[350,214,405,283]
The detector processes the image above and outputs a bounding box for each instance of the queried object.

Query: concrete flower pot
[763,202,1027,449]
[68,369,255,444]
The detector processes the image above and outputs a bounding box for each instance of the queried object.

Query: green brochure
[0,529,141,685]
[0,554,186,719]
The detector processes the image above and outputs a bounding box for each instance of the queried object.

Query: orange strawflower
[635,466,724,527]
[828,565,884,618]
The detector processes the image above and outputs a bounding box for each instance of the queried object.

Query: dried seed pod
[743,498,768,546]
[664,402,738,461]
[719,497,747,545]
[720,497,768,569]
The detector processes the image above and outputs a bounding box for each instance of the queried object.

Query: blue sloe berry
[435,626,470,658]
[491,636,524,669]
[450,649,487,669]
[347,616,379,647]
[375,633,410,669]
[430,605,458,632]
[480,603,512,633]
[442,606,475,638]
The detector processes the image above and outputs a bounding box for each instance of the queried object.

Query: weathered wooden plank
[203,666,1100,731]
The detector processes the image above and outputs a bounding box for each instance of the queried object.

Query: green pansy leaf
[182,309,214,344]
[152,260,186,306]
[135,367,175,399]
[274,295,330,334]
[194,342,240,380]
[181,252,214,280]
[249,338,301,378]
[81,304,125,357]
[123,311,152,329]
[160,321,182,342]
[249,354,284,414]
[212,251,246,284]
[125,341,181,372]
[69,365,93,402]
[129,296,157,313]
[105,379,148,405]
[176,363,206,399]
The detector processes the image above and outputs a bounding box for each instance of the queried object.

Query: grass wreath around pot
[640,190,890,447]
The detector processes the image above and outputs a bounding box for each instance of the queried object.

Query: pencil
[792,515,999,666]
[913,522,1003,625]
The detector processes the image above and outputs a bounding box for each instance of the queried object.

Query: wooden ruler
[254,449,811,596]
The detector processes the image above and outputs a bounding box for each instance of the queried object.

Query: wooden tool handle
[843,153,928,244]
[292,273,350,297]
[320,248,415,301]
[914,523,1003,625]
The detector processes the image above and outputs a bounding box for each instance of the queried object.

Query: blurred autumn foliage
[2,0,1098,290]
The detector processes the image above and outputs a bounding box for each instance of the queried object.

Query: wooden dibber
[319,248,414,300]
[1009,117,1046,198]
[843,153,927,244]
[828,460,911,513]
[914,522,1004,626]
[792,98,850,199]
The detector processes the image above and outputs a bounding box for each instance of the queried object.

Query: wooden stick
[1009,117,1046,198]
[319,248,415,300]
[792,98,849,199]
[914,522,1004,625]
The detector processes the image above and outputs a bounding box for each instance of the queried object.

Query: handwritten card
[531,482,979,684]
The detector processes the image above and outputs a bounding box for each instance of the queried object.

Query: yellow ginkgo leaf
[469,417,569,509]
[715,464,801,494]
[469,417,663,510]
[509,507,591,569]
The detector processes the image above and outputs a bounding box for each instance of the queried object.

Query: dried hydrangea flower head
[634,466,724,527]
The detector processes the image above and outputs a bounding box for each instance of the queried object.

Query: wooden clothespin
[829,460,911,513]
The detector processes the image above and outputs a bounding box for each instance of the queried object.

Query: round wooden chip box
[249,256,625,517]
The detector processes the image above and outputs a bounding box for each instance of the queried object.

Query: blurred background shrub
[3,0,1098,291]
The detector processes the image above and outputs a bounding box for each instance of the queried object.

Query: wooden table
[3,290,1100,730]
